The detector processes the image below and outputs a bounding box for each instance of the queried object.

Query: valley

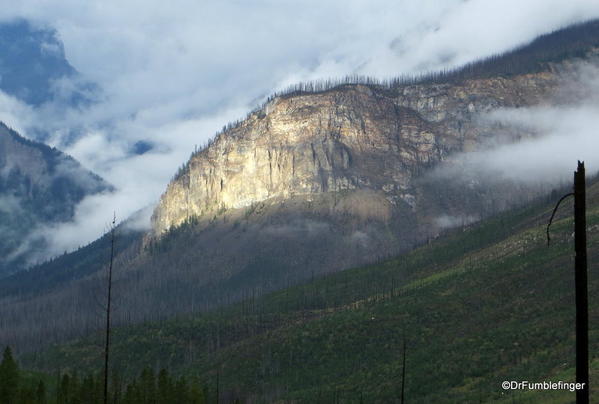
[1,16,599,404]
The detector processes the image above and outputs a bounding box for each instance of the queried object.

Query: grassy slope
[28,179,599,403]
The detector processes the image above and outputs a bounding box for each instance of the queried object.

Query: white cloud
[0,91,34,135]
[437,62,599,185]
[1,1,599,258]
[435,214,478,230]
[0,195,23,215]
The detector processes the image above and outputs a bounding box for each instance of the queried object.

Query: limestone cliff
[151,72,558,236]
[148,19,599,296]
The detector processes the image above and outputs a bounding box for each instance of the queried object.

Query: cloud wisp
[442,62,599,186]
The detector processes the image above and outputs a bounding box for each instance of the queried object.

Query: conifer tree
[111,369,123,404]
[57,374,70,404]
[80,374,97,404]
[0,346,20,404]
[35,380,47,404]
[122,379,140,404]
[140,367,156,404]
[157,368,173,404]
[70,372,81,403]
[17,385,36,404]
[189,379,207,404]
[173,377,189,403]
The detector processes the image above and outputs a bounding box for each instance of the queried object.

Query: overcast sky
[2,0,599,258]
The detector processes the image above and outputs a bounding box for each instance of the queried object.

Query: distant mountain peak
[0,18,96,107]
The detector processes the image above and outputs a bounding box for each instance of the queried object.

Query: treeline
[172,18,599,183]
[274,18,599,97]
[0,346,208,404]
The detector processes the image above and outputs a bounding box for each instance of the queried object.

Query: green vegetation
[21,178,599,402]
[1,345,207,404]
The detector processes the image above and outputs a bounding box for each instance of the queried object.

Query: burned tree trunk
[546,161,589,403]
[401,337,406,404]
[574,162,589,404]
[104,214,116,404]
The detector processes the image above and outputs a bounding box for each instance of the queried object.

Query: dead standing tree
[401,337,406,404]
[104,214,116,404]
[547,161,589,404]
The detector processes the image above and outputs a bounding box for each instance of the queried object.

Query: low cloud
[435,214,478,230]
[19,189,135,265]
[0,92,34,135]
[0,195,23,216]
[444,62,599,185]
[122,205,154,233]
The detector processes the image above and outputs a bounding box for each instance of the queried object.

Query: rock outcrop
[152,72,559,237]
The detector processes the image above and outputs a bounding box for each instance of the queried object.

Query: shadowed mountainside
[0,123,112,275]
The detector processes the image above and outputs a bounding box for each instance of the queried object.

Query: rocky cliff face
[152,72,559,236]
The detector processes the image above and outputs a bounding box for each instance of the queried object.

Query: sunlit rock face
[152,72,558,237]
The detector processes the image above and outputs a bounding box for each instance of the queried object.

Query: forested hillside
[19,174,599,403]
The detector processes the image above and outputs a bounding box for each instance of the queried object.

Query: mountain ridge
[0,18,95,107]
[0,122,112,274]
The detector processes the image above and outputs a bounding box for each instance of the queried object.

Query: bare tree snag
[574,162,589,404]
[547,161,589,404]
[104,214,116,404]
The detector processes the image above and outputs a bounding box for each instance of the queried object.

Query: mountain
[0,18,94,107]
[3,19,599,354]
[151,68,556,243]
[150,19,599,289]
[25,175,599,403]
[0,122,112,275]
[146,22,593,298]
